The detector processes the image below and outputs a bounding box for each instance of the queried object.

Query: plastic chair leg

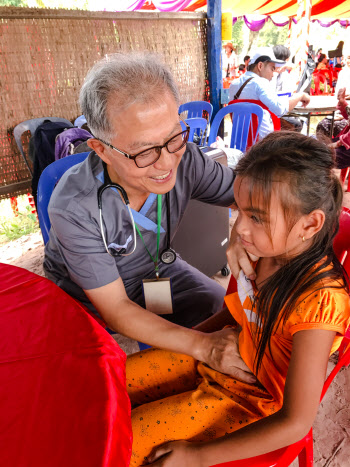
[10,197,18,216]
[297,430,313,467]
[27,192,37,216]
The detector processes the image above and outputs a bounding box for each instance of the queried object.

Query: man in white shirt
[335,51,350,98]
[229,47,310,138]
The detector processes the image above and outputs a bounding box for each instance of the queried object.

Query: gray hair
[79,52,180,140]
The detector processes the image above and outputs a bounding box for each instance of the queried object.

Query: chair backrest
[208,103,264,152]
[179,101,213,123]
[74,115,87,127]
[181,117,208,145]
[37,152,90,244]
[228,99,281,132]
[13,117,73,175]
[311,72,330,95]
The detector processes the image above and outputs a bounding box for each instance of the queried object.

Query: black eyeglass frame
[97,119,190,168]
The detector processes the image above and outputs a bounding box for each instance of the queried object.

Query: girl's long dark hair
[234,131,348,373]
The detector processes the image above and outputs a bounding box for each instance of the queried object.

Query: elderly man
[229,47,310,138]
[44,53,253,381]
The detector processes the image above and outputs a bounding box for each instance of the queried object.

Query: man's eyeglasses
[98,120,190,168]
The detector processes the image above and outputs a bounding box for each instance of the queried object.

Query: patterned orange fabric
[127,269,350,466]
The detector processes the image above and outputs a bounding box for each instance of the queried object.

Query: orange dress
[127,269,350,466]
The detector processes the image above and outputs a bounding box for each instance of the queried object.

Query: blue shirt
[228,71,289,138]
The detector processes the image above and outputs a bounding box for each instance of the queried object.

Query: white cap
[249,47,286,67]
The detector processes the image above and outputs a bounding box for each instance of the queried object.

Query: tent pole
[207,0,222,120]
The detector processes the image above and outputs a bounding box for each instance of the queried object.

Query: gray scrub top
[44,143,235,303]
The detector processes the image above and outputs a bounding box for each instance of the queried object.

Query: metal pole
[207,0,222,120]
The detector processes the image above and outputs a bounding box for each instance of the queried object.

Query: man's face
[99,92,185,200]
[259,61,276,81]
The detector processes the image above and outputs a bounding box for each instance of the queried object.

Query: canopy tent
[126,0,350,19]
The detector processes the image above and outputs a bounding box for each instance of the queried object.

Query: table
[287,95,338,136]
[0,263,132,467]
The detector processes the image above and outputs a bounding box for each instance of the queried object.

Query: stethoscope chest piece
[160,248,176,265]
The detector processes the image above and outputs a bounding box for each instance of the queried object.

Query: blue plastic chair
[74,115,87,127]
[208,103,264,152]
[37,152,90,244]
[181,117,208,145]
[178,101,213,122]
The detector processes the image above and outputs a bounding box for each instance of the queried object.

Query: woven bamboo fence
[0,7,208,199]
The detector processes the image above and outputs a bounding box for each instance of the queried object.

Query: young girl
[126,131,350,467]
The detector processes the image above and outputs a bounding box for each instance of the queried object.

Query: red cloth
[0,263,132,467]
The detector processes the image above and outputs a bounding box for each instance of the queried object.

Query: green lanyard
[134,194,162,278]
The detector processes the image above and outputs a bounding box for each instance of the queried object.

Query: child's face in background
[233,177,307,261]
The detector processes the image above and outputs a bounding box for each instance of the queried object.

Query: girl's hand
[227,227,258,280]
[146,440,204,467]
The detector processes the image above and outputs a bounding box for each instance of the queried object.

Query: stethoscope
[97,162,176,265]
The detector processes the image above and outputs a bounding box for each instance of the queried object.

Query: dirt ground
[1,229,349,466]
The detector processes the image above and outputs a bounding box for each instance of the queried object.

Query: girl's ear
[302,209,325,240]
[87,138,112,165]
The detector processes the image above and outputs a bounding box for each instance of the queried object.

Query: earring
[302,236,305,242]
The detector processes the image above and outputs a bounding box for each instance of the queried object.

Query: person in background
[228,47,310,139]
[243,55,250,71]
[316,48,323,61]
[317,53,328,71]
[317,48,350,138]
[222,42,237,78]
[335,49,350,97]
[272,44,303,132]
[328,87,350,169]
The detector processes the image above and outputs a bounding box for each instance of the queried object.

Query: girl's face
[233,176,307,260]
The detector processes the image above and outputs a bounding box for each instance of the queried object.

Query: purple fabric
[232,17,238,27]
[243,16,267,31]
[270,17,297,27]
[54,128,93,161]
[114,0,146,11]
[152,0,192,12]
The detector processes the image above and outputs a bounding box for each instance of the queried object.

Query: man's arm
[84,277,255,383]
[288,92,310,111]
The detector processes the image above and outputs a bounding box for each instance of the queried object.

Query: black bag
[30,120,73,207]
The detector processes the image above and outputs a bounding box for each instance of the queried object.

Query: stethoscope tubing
[98,163,173,260]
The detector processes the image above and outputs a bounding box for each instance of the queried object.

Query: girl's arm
[147,329,336,467]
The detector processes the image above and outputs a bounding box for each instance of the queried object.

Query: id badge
[142,278,173,315]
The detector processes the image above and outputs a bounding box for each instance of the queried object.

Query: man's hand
[299,93,310,108]
[196,327,256,383]
[147,440,204,467]
[227,226,257,280]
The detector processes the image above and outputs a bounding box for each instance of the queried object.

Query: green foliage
[0,0,28,5]
[232,19,244,55]
[0,205,39,242]
[257,19,288,48]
